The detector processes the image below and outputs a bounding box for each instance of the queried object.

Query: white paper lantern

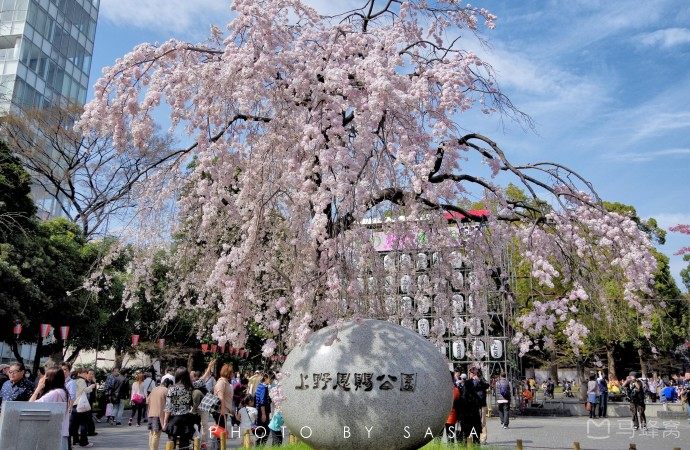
[383,254,395,271]
[490,340,503,359]
[416,253,428,270]
[468,317,482,335]
[472,339,486,358]
[417,318,430,336]
[452,317,465,336]
[452,340,466,359]
[450,251,463,269]
[417,274,430,292]
[401,296,413,312]
[452,294,465,313]
[400,275,412,293]
[452,271,464,290]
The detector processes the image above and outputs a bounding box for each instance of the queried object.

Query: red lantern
[201,343,209,353]
[243,350,248,358]
[211,344,218,353]
[131,334,140,346]
[218,343,225,354]
[40,323,52,338]
[13,321,22,336]
[60,326,70,340]
[230,347,236,355]
[158,338,165,349]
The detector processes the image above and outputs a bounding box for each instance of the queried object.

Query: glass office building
[0,0,99,114]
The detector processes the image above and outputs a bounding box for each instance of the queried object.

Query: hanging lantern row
[270,355,286,362]
[12,322,71,340]
[200,343,250,358]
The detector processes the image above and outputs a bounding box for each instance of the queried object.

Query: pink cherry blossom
[79,1,657,356]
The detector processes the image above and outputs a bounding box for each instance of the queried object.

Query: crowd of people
[0,359,283,450]
[444,366,491,445]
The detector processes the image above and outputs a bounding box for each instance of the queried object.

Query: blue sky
[89,0,690,289]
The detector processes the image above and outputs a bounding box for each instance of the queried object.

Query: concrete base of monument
[278,319,453,450]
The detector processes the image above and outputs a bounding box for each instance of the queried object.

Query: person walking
[70,367,95,448]
[495,372,511,429]
[623,372,647,430]
[458,369,482,443]
[473,368,490,444]
[213,364,235,429]
[109,369,129,426]
[162,367,197,450]
[30,367,71,450]
[254,372,272,445]
[130,372,148,426]
[86,369,98,435]
[597,375,609,418]
[148,378,171,450]
[586,374,599,419]
[445,372,459,444]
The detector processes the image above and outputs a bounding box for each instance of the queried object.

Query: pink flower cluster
[77,0,657,357]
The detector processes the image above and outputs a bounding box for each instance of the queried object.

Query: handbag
[585,402,591,411]
[105,402,114,416]
[199,392,221,414]
[132,393,146,405]
[76,392,91,413]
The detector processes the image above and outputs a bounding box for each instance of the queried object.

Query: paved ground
[87,415,690,450]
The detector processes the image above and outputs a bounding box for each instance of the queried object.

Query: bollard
[467,433,473,449]
[243,429,252,448]
[516,439,523,450]
[165,442,174,450]
[573,442,580,450]
[193,436,200,450]
[289,433,298,444]
[219,431,227,450]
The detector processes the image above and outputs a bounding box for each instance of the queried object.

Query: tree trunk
[66,347,82,364]
[47,337,65,367]
[32,337,43,376]
[548,354,558,384]
[637,347,648,378]
[606,345,617,381]
[114,347,124,369]
[576,359,587,401]
[10,339,23,364]
[187,353,194,372]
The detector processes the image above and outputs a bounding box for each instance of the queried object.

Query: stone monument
[0,401,66,450]
[279,319,453,449]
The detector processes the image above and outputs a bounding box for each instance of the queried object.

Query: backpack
[498,379,511,399]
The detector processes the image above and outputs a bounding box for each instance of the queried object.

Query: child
[237,395,258,444]
[268,410,284,445]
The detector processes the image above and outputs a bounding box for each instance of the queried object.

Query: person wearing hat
[622,371,647,430]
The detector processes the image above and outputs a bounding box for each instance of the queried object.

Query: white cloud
[606,148,690,163]
[638,28,690,48]
[99,0,230,35]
